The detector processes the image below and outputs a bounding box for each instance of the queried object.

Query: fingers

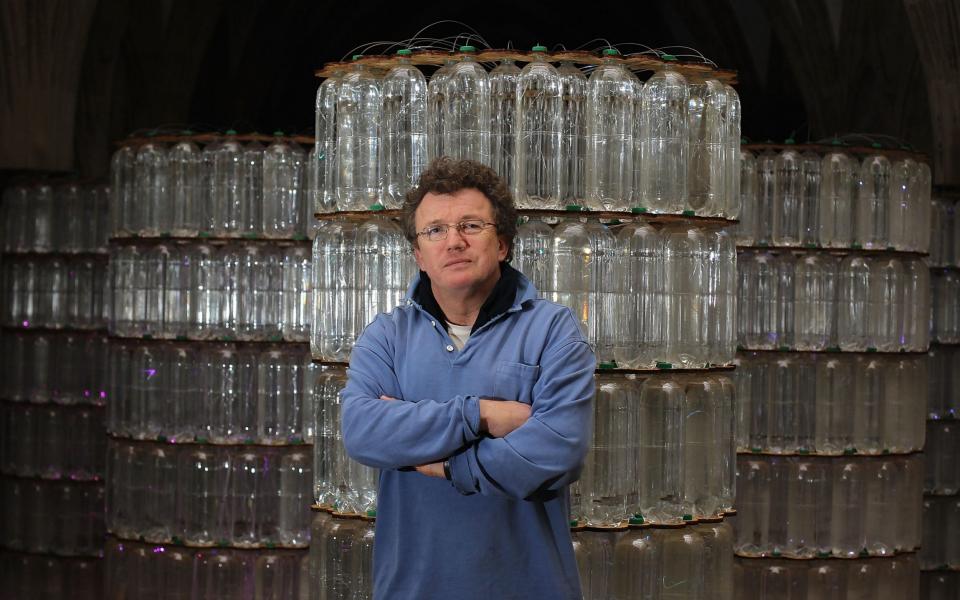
[380,395,396,401]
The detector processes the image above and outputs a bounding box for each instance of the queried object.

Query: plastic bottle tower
[102,130,315,597]
[0,181,109,597]
[308,44,743,599]
[923,184,960,597]
[732,139,932,597]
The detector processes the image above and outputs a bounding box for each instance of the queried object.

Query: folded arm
[446,333,596,499]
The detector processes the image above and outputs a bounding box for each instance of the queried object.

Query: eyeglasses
[416,219,497,242]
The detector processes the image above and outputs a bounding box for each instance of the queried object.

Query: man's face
[413,188,508,297]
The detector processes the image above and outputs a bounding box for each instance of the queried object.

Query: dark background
[1,0,956,186]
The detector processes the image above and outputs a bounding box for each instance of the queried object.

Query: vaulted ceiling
[1,0,957,184]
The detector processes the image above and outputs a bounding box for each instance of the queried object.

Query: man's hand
[479,399,532,438]
[415,462,446,478]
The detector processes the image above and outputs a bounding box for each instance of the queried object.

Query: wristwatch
[442,460,451,480]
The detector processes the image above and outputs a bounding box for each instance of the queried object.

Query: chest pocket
[492,361,540,405]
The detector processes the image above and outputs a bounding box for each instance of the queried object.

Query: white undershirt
[447,323,472,350]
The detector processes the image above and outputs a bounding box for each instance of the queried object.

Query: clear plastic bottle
[657,525,705,599]
[110,146,136,236]
[707,227,737,365]
[869,257,904,351]
[888,157,917,251]
[586,48,634,211]
[837,255,872,351]
[512,217,554,293]
[236,244,283,341]
[277,450,312,547]
[611,521,658,600]
[754,148,784,246]
[682,376,722,518]
[932,269,960,343]
[662,224,707,367]
[337,56,382,211]
[864,459,899,555]
[58,183,84,253]
[163,139,200,240]
[640,56,689,213]
[134,141,169,236]
[262,132,305,238]
[856,152,892,249]
[212,132,245,237]
[558,61,587,207]
[281,245,312,342]
[426,56,457,162]
[489,58,521,187]
[854,357,885,454]
[814,355,854,454]
[693,519,733,600]
[442,46,490,165]
[818,147,856,248]
[799,150,821,246]
[723,84,742,219]
[239,137,265,237]
[734,456,770,555]
[581,374,638,526]
[793,253,836,351]
[687,79,726,216]
[256,349,305,443]
[638,378,685,523]
[902,258,930,351]
[547,216,615,363]
[315,67,344,214]
[734,150,760,246]
[612,220,661,368]
[187,243,221,340]
[785,458,829,558]
[576,529,618,600]
[830,459,866,557]
[913,161,932,253]
[771,146,801,246]
[515,46,563,210]
[162,244,191,339]
[198,138,220,234]
[381,49,428,209]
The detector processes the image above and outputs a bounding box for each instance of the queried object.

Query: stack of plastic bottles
[921,187,960,598]
[732,141,929,598]
[735,141,931,252]
[0,181,110,598]
[309,43,742,600]
[103,131,314,598]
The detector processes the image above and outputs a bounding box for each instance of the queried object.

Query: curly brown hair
[401,157,518,262]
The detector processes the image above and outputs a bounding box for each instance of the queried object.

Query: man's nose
[444,226,468,248]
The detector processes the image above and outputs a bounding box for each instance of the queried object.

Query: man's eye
[460,221,483,232]
[425,226,445,236]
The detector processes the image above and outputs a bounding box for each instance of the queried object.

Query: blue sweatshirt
[341,268,596,599]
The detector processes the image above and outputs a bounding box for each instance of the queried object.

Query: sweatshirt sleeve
[447,314,596,499]
[340,315,483,470]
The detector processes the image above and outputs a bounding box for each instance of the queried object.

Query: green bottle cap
[273,130,284,136]
[532,45,548,52]
[225,129,238,135]
[352,54,363,61]
[397,49,412,56]
[662,54,677,61]
[629,515,645,526]
[459,45,476,53]
[565,204,584,212]
[602,48,620,56]
[366,509,377,518]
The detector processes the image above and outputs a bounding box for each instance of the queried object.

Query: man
[341,157,596,599]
